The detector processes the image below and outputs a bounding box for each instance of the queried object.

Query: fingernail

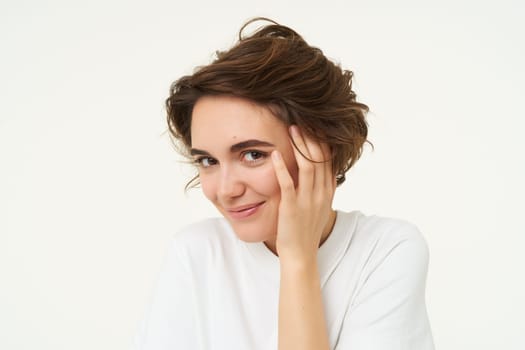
[272,150,281,161]
[290,125,299,136]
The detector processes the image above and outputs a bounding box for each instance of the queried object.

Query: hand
[271,125,336,263]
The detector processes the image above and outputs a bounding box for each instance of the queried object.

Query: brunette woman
[135,18,434,350]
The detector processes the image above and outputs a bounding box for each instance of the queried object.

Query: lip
[226,202,265,220]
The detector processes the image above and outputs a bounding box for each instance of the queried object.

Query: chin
[228,221,275,243]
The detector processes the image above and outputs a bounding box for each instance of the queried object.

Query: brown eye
[195,157,217,168]
[242,150,266,163]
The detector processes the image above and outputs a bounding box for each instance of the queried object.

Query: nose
[217,165,245,199]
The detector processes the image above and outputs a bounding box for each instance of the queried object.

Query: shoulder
[336,212,434,348]
[167,217,239,263]
[355,212,426,242]
[352,212,429,258]
[339,211,430,280]
[172,217,234,244]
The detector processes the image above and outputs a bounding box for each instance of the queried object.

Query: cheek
[253,156,298,196]
[199,174,217,201]
[250,165,281,197]
[238,163,280,198]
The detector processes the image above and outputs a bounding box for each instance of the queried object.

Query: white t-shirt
[134,211,434,349]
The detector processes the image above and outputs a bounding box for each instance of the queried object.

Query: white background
[1,0,524,349]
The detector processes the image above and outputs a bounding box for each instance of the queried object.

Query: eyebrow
[190,139,275,156]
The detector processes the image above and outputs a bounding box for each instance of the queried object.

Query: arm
[271,126,335,350]
[278,257,330,350]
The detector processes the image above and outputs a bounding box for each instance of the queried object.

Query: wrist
[279,254,319,274]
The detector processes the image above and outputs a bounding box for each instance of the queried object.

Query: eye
[195,157,217,168]
[242,150,267,163]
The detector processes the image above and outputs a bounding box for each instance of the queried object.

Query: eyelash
[194,157,217,168]
[242,150,267,164]
[194,150,268,168]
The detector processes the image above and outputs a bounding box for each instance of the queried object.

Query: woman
[135,18,434,350]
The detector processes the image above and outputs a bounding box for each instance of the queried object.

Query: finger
[320,142,335,190]
[289,126,315,192]
[291,126,332,193]
[300,132,328,189]
[289,125,312,160]
[271,150,296,203]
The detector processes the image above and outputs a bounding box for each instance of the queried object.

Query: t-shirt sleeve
[335,224,435,350]
[133,238,198,350]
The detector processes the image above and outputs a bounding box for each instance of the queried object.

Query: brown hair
[166,17,369,188]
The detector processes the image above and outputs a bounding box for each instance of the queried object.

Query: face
[190,95,298,246]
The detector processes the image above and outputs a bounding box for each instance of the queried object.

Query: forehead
[190,95,288,148]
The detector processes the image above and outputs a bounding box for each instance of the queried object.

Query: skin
[191,95,336,350]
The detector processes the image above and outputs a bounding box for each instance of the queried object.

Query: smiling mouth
[226,202,265,219]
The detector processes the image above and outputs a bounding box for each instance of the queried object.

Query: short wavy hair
[166,17,369,188]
